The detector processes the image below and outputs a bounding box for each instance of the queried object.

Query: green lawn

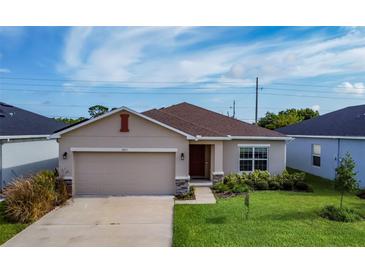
[0,202,28,245]
[173,171,365,246]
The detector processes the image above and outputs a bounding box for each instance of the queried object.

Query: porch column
[212,141,224,184]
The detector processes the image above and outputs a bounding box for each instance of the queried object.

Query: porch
[188,141,224,186]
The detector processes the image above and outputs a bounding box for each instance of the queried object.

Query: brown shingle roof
[143,102,285,137]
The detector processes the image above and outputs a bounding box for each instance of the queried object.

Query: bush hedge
[3,170,69,223]
[320,205,363,222]
[212,170,312,196]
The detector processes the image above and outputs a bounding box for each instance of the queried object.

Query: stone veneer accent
[175,177,190,195]
[212,173,224,184]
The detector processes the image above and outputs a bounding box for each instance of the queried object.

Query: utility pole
[255,77,258,124]
[232,100,236,118]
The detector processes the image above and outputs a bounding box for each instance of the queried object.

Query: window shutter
[120,114,129,132]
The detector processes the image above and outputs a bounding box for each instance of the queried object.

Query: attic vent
[120,114,129,132]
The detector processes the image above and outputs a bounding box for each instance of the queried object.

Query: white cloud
[59,27,365,88]
[0,68,10,73]
[311,105,320,111]
[337,82,365,94]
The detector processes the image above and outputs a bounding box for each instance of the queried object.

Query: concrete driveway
[3,196,174,247]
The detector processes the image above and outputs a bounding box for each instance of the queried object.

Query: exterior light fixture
[63,152,68,159]
[180,153,184,160]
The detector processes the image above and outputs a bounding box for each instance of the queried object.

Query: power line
[0,81,254,90]
[1,76,363,91]
[0,87,255,95]
[1,87,364,100]
[270,81,365,90]
[263,92,365,100]
[11,102,337,112]
[0,76,254,85]
[263,86,362,94]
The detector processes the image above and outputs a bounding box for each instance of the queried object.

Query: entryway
[189,144,211,180]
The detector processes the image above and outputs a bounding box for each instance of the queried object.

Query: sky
[1,26,365,122]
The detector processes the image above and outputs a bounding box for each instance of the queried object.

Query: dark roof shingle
[0,102,66,136]
[276,104,365,137]
[143,102,285,137]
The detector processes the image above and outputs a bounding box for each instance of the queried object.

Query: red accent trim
[120,114,129,132]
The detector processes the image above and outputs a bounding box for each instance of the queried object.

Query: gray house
[277,104,365,188]
[0,102,65,189]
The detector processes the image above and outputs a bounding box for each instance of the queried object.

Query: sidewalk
[175,186,216,204]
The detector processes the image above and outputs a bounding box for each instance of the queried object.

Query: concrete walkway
[3,196,174,247]
[175,186,216,204]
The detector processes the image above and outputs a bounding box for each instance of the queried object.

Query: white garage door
[74,152,175,195]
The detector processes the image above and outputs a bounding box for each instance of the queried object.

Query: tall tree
[258,108,319,130]
[88,105,109,118]
[334,153,358,208]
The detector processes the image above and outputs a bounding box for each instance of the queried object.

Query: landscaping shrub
[55,179,70,205]
[268,179,281,190]
[212,170,309,196]
[281,180,293,191]
[3,170,68,223]
[212,182,230,193]
[320,205,363,222]
[232,184,249,194]
[254,180,269,190]
[294,181,314,192]
[357,189,365,199]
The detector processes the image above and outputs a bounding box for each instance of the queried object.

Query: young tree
[88,105,109,118]
[334,153,359,208]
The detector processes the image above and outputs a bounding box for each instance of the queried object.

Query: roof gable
[51,106,195,139]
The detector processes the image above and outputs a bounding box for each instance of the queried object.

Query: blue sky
[1,26,365,122]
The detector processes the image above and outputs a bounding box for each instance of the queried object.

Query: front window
[239,146,268,172]
[312,144,321,167]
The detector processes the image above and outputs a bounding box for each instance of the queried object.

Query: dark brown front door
[189,145,205,177]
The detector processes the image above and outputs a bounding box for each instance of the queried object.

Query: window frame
[312,144,321,167]
[238,144,270,173]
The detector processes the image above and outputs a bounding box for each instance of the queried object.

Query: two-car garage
[73,151,176,196]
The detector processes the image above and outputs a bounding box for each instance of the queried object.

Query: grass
[173,170,365,246]
[0,202,28,245]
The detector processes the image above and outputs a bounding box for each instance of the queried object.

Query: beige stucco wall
[58,110,189,179]
[223,140,286,175]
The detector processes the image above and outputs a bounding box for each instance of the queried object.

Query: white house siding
[1,139,59,188]
[339,139,365,188]
[286,137,365,188]
[223,140,286,175]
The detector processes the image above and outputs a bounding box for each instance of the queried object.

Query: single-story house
[277,104,365,188]
[0,102,66,189]
[51,102,290,196]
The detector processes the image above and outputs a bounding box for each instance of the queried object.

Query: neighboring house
[277,104,365,188]
[51,102,290,196]
[0,102,66,189]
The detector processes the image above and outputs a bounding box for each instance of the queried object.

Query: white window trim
[312,144,321,168]
[238,144,271,148]
[238,145,270,173]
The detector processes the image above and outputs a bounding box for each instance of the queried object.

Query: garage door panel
[74,152,175,195]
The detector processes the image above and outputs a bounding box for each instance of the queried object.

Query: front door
[189,145,206,177]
